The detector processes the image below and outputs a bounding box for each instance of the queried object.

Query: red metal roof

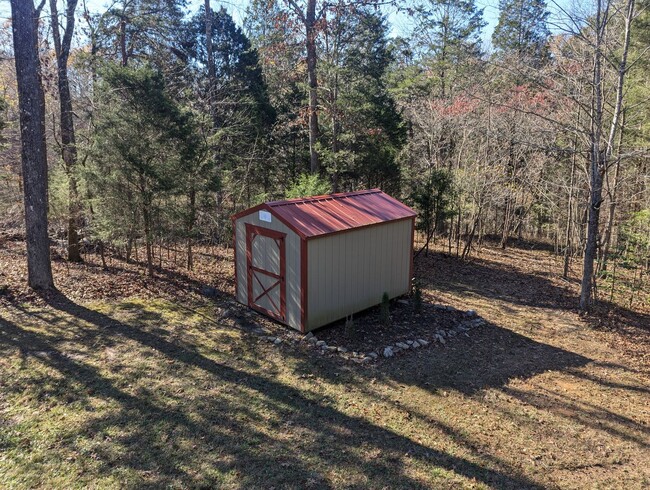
[256,189,416,239]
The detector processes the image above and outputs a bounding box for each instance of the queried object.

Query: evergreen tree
[182,7,276,213]
[95,0,186,68]
[492,0,550,63]
[91,65,203,276]
[182,6,275,128]
[321,9,406,193]
[411,0,485,98]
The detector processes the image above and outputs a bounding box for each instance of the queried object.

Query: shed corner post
[300,236,308,333]
[410,216,416,293]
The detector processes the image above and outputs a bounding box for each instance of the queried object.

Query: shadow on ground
[416,251,650,331]
[0,289,592,488]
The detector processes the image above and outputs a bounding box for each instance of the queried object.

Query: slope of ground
[0,236,648,488]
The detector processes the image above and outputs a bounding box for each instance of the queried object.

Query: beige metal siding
[306,218,413,330]
[234,212,302,331]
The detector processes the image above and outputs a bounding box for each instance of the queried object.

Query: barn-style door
[245,224,286,322]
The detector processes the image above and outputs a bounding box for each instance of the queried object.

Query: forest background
[0,0,648,310]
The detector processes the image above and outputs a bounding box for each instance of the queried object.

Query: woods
[1,0,649,309]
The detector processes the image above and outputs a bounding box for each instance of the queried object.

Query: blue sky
[0,0,581,50]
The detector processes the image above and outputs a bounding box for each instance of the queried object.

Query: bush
[285,174,332,199]
[412,279,423,313]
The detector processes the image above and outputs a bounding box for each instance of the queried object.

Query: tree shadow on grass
[416,251,650,334]
[0,291,547,489]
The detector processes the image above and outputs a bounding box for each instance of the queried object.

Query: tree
[49,0,82,262]
[94,0,185,68]
[492,0,550,63]
[316,8,405,192]
[285,0,322,173]
[411,0,485,98]
[183,6,275,129]
[579,0,636,310]
[411,168,455,255]
[92,65,201,276]
[10,0,54,289]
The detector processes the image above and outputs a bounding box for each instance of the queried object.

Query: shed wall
[235,213,302,330]
[306,218,413,330]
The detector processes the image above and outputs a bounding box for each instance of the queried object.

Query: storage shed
[231,189,416,332]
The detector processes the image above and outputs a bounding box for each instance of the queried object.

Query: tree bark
[187,187,196,270]
[49,0,82,262]
[599,111,626,272]
[204,0,216,118]
[11,0,54,289]
[306,0,320,173]
[580,0,635,310]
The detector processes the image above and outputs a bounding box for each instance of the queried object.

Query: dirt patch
[309,301,477,353]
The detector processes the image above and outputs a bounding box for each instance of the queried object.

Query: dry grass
[0,237,649,488]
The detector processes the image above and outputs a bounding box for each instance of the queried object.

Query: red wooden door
[246,224,286,322]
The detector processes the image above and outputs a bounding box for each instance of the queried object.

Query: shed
[231,189,416,332]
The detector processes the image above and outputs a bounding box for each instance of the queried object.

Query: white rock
[337,347,348,353]
[418,339,429,346]
[368,352,379,359]
[396,342,410,349]
[406,340,414,345]
[465,309,477,317]
[303,332,314,340]
[316,340,327,347]
[411,340,421,348]
[326,345,338,352]
[273,338,282,345]
[383,347,394,357]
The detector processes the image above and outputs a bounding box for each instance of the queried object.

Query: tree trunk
[306,0,320,173]
[119,14,128,66]
[204,0,216,118]
[462,211,481,260]
[11,0,54,290]
[563,148,577,278]
[599,110,626,272]
[187,187,196,270]
[143,204,154,277]
[49,0,82,262]
[580,0,634,310]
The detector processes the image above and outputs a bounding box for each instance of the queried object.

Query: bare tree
[10,0,54,289]
[579,0,635,310]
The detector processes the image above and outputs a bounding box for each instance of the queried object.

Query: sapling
[380,292,390,326]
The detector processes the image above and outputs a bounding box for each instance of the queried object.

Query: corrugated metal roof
[264,189,416,239]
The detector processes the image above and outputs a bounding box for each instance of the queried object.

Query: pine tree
[492,0,550,63]
[94,0,186,68]
[411,0,485,98]
[321,9,406,193]
[182,6,275,129]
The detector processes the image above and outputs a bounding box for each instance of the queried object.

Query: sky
[0,0,585,50]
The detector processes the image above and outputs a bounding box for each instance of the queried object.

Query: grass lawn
[0,241,648,488]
